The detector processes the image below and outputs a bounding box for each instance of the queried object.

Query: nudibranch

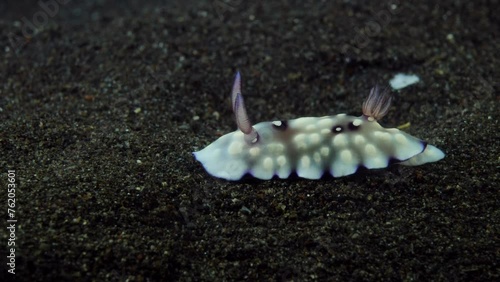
[193,72,445,180]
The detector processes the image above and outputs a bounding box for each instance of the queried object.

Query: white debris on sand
[389,73,420,90]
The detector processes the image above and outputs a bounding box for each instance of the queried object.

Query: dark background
[0,0,498,280]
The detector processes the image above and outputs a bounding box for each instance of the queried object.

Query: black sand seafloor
[0,0,498,281]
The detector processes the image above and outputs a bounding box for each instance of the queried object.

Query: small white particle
[272,120,282,126]
[212,111,220,120]
[367,116,375,122]
[301,155,311,168]
[389,73,420,90]
[353,119,362,126]
[263,157,274,170]
[277,155,287,166]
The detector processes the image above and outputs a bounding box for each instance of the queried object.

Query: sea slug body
[194,72,445,181]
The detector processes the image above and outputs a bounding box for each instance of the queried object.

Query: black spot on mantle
[348,121,360,131]
[332,125,343,133]
[272,120,288,131]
